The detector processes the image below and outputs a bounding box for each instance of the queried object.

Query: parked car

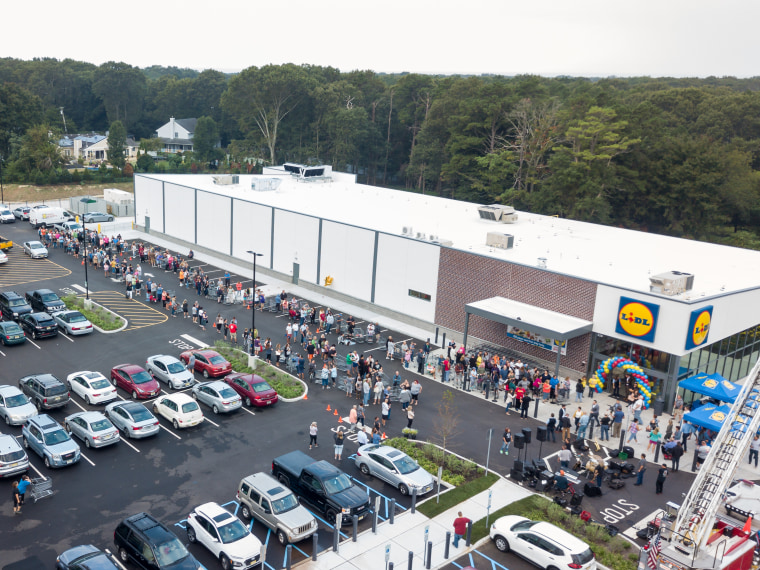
[0,385,37,425]
[186,502,262,570]
[192,380,242,414]
[152,393,203,429]
[12,206,30,221]
[0,320,26,345]
[0,208,15,223]
[105,401,160,439]
[23,240,48,259]
[490,516,596,570]
[237,472,317,545]
[110,364,161,400]
[0,250,7,264]
[19,312,58,339]
[54,310,94,335]
[179,349,232,378]
[65,411,120,448]
[114,512,201,569]
[18,374,69,411]
[53,221,82,233]
[25,289,66,314]
[146,354,195,389]
[354,443,435,496]
[22,414,81,469]
[83,212,114,223]
[56,544,121,570]
[0,290,32,321]
[67,371,117,405]
[224,373,279,408]
[0,433,29,478]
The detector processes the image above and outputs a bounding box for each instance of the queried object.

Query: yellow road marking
[0,248,72,287]
[83,291,169,332]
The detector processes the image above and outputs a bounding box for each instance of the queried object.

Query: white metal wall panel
[163,183,195,244]
[232,200,272,262]
[320,221,374,300]
[375,234,440,322]
[134,176,164,232]
[196,191,231,254]
[272,210,319,283]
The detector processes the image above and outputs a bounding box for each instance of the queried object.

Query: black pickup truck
[25,289,66,314]
[272,451,371,522]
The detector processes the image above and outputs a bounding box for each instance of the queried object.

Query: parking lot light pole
[247,251,263,355]
[80,197,97,300]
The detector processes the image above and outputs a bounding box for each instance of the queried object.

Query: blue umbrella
[678,373,741,404]
[683,403,732,432]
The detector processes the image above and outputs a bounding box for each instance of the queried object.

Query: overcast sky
[4,0,759,78]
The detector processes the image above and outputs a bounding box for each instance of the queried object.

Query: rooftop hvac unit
[283,163,332,180]
[430,239,454,247]
[402,226,413,236]
[251,178,282,192]
[649,271,695,296]
[486,232,514,249]
[537,257,547,268]
[477,204,518,224]
[212,175,238,185]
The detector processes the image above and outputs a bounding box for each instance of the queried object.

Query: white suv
[490,516,596,570]
[186,502,261,569]
[152,393,203,429]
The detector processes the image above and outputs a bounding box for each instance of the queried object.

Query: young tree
[434,389,460,463]
[107,120,127,170]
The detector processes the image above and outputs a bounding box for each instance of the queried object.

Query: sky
[3,0,759,78]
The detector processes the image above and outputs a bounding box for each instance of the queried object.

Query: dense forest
[2,57,760,248]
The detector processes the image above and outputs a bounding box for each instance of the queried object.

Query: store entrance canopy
[462,297,593,375]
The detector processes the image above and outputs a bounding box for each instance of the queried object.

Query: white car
[64,411,120,449]
[67,371,118,405]
[23,241,48,259]
[354,443,435,496]
[0,208,15,223]
[186,502,261,570]
[145,354,195,389]
[55,310,94,336]
[0,250,7,264]
[192,380,242,414]
[152,393,203,429]
[0,384,37,426]
[490,516,596,570]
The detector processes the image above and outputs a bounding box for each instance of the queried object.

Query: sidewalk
[300,476,532,570]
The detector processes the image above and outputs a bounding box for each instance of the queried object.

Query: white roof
[142,172,760,299]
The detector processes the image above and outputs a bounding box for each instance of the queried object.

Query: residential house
[155,117,197,153]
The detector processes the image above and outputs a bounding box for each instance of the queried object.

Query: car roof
[77,371,104,380]
[112,401,145,413]
[152,354,179,363]
[196,349,219,356]
[33,288,54,295]
[2,291,24,299]
[115,364,147,373]
[71,411,107,422]
[30,312,54,320]
[369,446,406,460]
[164,392,194,404]
[243,473,292,498]
[198,380,228,390]
[528,521,589,549]
[195,502,236,524]
[29,414,61,431]
[0,433,22,453]
[32,374,64,386]
[0,384,23,396]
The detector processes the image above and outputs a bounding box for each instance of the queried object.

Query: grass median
[62,295,123,331]
[417,473,499,518]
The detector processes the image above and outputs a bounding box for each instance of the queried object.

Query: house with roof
[73,135,107,160]
[155,117,197,153]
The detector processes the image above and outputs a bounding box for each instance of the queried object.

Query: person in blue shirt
[372,428,381,444]
[550,376,559,403]
[224,271,231,288]
[17,475,31,506]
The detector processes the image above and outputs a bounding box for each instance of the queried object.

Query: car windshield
[511,520,539,531]
[128,406,152,421]
[91,379,110,389]
[0,450,24,462]
[67,312,87,322]
[182,401,199,414]
[209,355,227,365]
[393,455,420,475]
[3,324,22,334]
[5,393,29,407]
[272,494,299,514]
[218,519,249,544]
[166,362,185,373]
[37,316,54,325]
[572,548,595,565]
[154,538,189,566]
[253,382,273,393]
[90,419,112,432]
[323,473,353,494]
[0,211,9,216]
[40,293,58,302]
[46,384,67,396]
[9,299,26,307]
[44,429,70,445]
[218,387,237,399]
[130,371,152,384]
[30,243,44,249]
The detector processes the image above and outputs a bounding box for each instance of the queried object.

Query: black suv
[114,512,201,570]
[18,374,69,411]
[0,291,32,321]
[25,289,66,314]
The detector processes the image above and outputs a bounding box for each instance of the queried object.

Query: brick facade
[435,249,598,372]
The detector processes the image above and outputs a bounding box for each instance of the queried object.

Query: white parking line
[71,284,87,293]
[158,423,182,440]
[0,349,5,357]
[70,399,88,412]
[59,331,75,343]
[26,338,41,350]
[180,334,206,347]
[203,417,220,428]
[80,451,95,466]
[120,437,140,453]
[241,407,256,417]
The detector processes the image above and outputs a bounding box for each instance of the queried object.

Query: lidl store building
[133,167,760,409]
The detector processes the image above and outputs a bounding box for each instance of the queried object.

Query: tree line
[2,57,760,248]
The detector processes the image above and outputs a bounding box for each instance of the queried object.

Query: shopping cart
[29,477,55,502]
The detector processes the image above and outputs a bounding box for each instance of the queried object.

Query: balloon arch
[594,356,652,409]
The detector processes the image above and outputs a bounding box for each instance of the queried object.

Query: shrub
[61,295,123,331]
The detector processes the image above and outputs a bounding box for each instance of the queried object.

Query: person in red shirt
[229,320,238,344]
[453,511,471,548]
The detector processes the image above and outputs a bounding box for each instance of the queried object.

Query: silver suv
[237,472,317,545]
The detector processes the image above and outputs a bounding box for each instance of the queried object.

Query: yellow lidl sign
[685,306,712,350]
[615,296,659,343]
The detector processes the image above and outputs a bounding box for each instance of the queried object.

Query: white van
[29,207,72,228]
[0,208,14,223]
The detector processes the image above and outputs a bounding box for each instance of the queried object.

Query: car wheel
[399,484,409,496]
[277,529,288,545]
[203,369,209,379]
[173,419,179,429]
[245,396,252,407]
[107,216,114,222]
[241,505,252,519]
[64,423,71,432]
[22,437,29,449]
[119,548,129,563]
[44,456,51,468]
[152,405,158,414]
[187,526,197,543]
[494,535,510,552]
[35,399,42,411]
[111,377,118,387]
[220,554,231,570]
[32,330,38,340]
[85,395,91,405]
[212,404,219,415]
[360,463,371,476]
[326,508,338,522]
[277,473,289,486]
[131,391,137,400]
[4,415,9,425]
[85,438,91,448]
[122,425,130,438]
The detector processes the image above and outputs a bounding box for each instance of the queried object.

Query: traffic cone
[382,432,387,439]
[303,394,308,401]
[333,409,339,416]
[81,260,85,265]
[338,416,343,423]
[326,404,331,411]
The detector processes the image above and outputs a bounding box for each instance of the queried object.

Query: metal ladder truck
[654,357,760,570]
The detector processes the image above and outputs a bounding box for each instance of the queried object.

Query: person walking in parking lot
[334,430,345,460]
[12,481,21,515]
[187,353,196,374]
[634,453,647,486]
[309,422,318,449]
[452,512,471,548]
[17,475,31,508]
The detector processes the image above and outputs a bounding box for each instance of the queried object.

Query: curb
[79,298,128,334]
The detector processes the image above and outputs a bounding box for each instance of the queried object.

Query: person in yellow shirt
[587,375,598,398]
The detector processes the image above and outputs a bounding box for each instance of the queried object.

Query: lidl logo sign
[685,306,712,350]
[615,296,659,343]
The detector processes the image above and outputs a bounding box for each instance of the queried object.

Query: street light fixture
[80,197,97,300]
[246,251,263,355]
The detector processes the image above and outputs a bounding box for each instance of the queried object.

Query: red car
[224,373,279,407]
[110,364,161,399]
[180,349,232,379]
